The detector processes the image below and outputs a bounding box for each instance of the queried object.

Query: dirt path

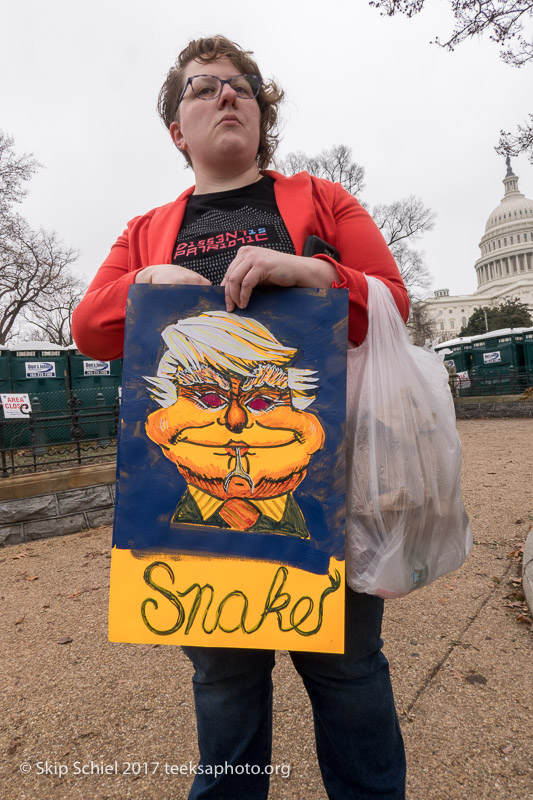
[0,419,531,800]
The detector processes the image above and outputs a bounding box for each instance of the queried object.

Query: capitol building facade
[421,161,533,338]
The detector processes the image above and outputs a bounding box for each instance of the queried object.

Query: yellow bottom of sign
[109,547,345,653]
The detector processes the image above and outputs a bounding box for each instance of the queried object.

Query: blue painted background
[113,286,348,575]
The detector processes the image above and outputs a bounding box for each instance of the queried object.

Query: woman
[72,35,407,800]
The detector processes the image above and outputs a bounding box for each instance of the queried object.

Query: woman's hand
[134,264,212,285]
[221,247,338,311]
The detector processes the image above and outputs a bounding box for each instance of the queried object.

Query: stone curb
[0,480,116,547]
[523,526,533,616]
[454,399,533,419]
[0,462,116,501]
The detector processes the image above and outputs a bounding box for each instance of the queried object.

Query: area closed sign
[1,394,32,418]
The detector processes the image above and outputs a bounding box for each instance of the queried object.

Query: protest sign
[109,286,348,652]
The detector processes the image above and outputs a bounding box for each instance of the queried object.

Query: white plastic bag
[345,276,472,598]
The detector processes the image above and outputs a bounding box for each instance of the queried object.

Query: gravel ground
[0,418,531,800]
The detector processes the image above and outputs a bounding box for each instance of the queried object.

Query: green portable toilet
[435,336,474,395]
[522,327,533,384]
[68,345,121,440]
[9,341,69,396]
[0,345,11,391]
[436,336,473,373]
[0,345,17,448]
[469,327,527,394]
[461,339,474,373]
[68,345,122,401]
[8,342,71,444]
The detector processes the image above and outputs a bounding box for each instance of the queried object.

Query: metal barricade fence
[0,389,119,478]
[448,366,532,397]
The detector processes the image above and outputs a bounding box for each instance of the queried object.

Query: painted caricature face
[145,365,325,500]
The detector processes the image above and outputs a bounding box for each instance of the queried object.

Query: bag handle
[365,276,410,350]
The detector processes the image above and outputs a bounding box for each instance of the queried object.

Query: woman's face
[170,57,261,176]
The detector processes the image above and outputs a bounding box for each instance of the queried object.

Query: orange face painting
[144,310,325,537]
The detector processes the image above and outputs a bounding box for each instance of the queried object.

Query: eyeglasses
[177,74,262,107]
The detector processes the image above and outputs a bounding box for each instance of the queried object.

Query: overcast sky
[2,0,532,299]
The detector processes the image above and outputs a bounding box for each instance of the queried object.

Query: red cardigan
[71,171,409,359]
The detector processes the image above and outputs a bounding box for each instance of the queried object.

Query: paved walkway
[1,419,531,800]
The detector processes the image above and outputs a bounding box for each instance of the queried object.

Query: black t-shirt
[171,176,296,285]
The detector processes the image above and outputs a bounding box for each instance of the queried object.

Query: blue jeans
[182,588,405,799]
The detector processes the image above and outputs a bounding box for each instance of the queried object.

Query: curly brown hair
[157,35,284,170]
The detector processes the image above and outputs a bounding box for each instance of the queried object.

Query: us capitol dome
[422,158,533,338]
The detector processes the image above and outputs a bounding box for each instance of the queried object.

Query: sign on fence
[1,394,32,418]
[457,370,471,388]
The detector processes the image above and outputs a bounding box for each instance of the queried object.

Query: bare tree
[280,144,435,298]
[387,241,433,298]
[407,300,438,346]
[368,0,533,161]
[369,0,533,63]
[278,144,366,197]
[0,132,81,345]
[23,276,86,346]
[0,132,39,219]
[373,195,435,297]
[498,113,533,160]
[0,218,79,345]
[372,195,435,246]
